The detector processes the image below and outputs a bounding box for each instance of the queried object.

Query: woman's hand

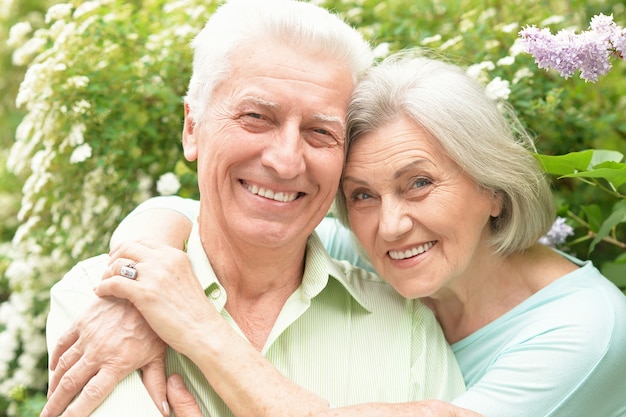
[95,240,223,358]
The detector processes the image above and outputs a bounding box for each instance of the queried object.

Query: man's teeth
[389,242,434,260]
[245,183,299,202]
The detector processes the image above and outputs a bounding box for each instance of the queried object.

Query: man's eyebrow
[239,96,279,108]
[312,112,345,131]
[238,97,345,130]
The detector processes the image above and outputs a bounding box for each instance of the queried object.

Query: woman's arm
[95,241,484,417]
[42,197,197,417]
[96,241,330,417]
[110,196,198,249]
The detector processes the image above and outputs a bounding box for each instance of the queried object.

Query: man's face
[183,40,354,251]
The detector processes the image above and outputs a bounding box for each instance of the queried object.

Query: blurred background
[1,0,624,415]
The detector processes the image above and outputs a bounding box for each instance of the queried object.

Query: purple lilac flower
[519,14,625,82]
[538,217,575,247]
[590,13,626,59]
[613,29,626,58]
[590,13,618,40]
[578,31,613,82]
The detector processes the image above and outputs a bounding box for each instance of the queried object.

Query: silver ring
[120,262,138,280]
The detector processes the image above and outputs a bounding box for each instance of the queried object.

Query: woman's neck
[424,245,572,344]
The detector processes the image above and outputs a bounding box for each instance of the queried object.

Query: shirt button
[209,288,222,299]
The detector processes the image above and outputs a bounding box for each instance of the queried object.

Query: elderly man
[41,1,465,417]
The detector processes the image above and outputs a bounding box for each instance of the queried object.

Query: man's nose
[261,124,306,179]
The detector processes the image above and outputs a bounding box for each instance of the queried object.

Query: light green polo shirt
[47,221,465,416]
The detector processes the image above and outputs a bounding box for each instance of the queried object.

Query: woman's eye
[412,177,432,189]
[354,191,372,200]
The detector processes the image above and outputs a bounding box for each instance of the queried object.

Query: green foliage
[0,0,215,414]
[536,150,626,281]
[0,0,624,415]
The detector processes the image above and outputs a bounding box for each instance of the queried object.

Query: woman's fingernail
[162,400,170,416]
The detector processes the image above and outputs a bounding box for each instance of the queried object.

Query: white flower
[421,34,442,45]
[541,15,566,27]
[0,0,17,19]
[484,39,500,50]
[466,61,495,81]
[459,18,474,33]
[508,38,526,57]
[156,172,181,196]
[72,99,91,114]
[68,123,86,146]
[7,21,32,48]
[479,8,496,23]
[497,56,515,66]
[73,1,102,19]
[12,36,47,66]
[485,77,511,101]
[45,3,74,24]
[372,42,390,59]
[513,67,534,84]
[66,75,90,89]
[501,22,519,33]
[173,24,198,38]
[70,143,92,164]
[440,35,463,50]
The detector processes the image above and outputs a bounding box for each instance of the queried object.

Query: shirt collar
[303,231,372,311]
[185,221,371,311]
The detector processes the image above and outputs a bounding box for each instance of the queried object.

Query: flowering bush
[0,0,624,415]
[519,13,626,82]
[1,0,209,414]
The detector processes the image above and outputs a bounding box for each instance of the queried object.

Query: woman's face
[342,115,502,299]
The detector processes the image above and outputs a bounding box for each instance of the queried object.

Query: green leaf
[590,200,626,253]
[581,204,603,232]
[589,149,624,166]
[560,161,626,188]
[535,150,593,176]
[601,261,626,291]
[535,149,624,177]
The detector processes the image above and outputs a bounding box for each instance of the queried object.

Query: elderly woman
[48,54,626,417]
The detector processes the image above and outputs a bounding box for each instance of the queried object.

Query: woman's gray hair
[335,51,555,255]
[184,0,373,125]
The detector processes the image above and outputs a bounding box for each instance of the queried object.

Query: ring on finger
[120,261,138,280]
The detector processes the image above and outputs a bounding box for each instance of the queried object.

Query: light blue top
[450,254,626,417]
[129,196,626,417]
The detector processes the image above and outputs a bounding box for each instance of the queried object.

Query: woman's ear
[182,102,198,162]
[490,190,504,218]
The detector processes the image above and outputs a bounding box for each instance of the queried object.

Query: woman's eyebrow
[394,159,428,180]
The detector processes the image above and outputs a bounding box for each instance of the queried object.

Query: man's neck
[198,221,307,350]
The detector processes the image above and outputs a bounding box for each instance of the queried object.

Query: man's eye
[246,113,263,119]
[314,128,330,136]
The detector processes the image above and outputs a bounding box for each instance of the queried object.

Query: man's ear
[182,102,198,162]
